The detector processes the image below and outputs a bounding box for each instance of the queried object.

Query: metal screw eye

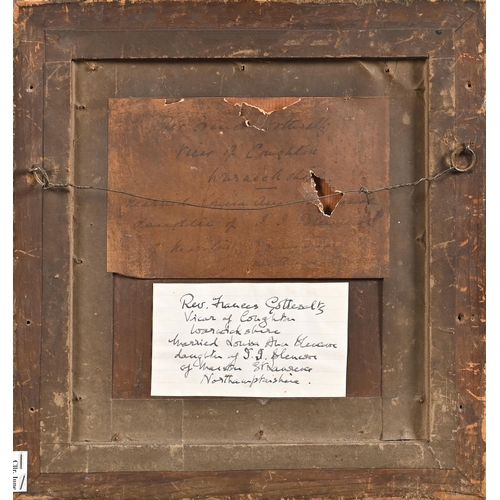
[450,143,476,173]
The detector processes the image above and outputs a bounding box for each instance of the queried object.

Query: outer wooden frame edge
[13,1,485,498]
[13,4,45,482]
[453,4,486,495]
[15,469,484,500]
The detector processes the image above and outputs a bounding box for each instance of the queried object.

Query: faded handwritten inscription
[151,282,349,397]
[107,97,389,278]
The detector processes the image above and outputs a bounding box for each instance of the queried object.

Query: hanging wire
[28,144,475,212]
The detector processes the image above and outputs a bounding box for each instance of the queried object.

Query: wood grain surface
[13,1,485,498]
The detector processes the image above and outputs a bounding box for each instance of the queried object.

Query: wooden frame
[14,1,485,498]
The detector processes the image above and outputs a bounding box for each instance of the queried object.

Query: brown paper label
[107,97,390,279]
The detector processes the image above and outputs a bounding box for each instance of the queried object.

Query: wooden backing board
[73,56,421,456]
[113,276,382,399]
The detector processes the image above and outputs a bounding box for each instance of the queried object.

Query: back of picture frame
[13,1,485,498]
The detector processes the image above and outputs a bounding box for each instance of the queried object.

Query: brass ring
[451,144,476,173]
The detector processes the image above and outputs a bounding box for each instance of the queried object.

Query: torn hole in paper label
[225,97,302,131]
[303,171,343,216]
[163,98,185,106]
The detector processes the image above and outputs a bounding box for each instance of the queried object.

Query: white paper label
[151,282,349,398]
[13,451,27,492]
